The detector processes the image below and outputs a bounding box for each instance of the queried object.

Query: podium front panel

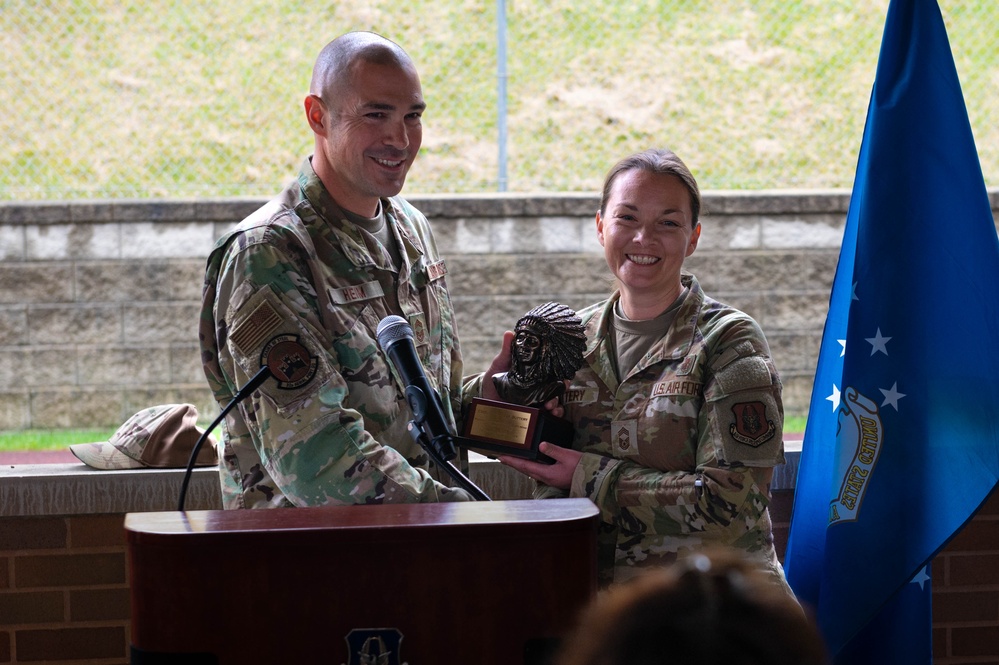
[126,498,599,665]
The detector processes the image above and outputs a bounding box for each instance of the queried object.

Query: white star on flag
[910,566,930,591]
[880,382,906,410]
[866,328,892,356]
[827,384,841,411]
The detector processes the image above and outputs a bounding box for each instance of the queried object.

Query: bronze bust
[493,302,587,407]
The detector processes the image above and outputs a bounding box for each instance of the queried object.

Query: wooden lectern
[126,498,599,665]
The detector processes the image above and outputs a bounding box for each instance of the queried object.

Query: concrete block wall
[1,191,997,429]
[0,199,263,430]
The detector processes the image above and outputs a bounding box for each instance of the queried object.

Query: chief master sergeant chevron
[199,32,492,508]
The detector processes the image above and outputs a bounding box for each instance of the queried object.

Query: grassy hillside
[2,0,997,198]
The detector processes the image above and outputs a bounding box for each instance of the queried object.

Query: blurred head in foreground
[557,548,829,665]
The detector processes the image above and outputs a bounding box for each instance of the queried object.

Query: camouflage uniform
[539,274,789,589]
[199,159,471,508]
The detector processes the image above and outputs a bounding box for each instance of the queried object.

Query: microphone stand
[177,366,272,512]
[406,423,491,501]
[401,381,491,501]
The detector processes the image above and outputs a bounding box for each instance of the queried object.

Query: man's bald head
[310,31,415,103]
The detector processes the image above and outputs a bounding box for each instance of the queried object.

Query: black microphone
[177,365,272,512]
[376,315,458,462]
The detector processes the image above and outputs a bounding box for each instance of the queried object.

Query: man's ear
[304,94,327,135]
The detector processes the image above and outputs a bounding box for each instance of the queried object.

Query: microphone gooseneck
[177,365,272,512]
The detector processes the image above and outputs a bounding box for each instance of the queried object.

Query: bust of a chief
[492,302,587,407]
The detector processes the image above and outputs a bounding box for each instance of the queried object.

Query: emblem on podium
[343,627,406,665]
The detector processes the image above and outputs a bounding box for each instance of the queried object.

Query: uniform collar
[297,157,426,272]
[584,273,704,366]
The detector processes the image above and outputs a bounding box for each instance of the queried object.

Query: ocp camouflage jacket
[538,274,788,588]
[199,159,470,508]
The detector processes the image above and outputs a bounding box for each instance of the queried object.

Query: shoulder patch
[229,299,283,357]
[729,401,776,447]
[261,334,318,390]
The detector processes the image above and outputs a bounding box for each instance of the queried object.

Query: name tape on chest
[329,280,385,305]
[563,386,599,405]
[651,379,703,398]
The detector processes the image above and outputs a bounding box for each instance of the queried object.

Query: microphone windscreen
[376,315,413,350]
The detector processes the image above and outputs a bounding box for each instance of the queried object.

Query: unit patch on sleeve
[261,334,318,390]
[729,401,777,447]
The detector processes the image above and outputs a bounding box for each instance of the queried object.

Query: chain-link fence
[2,0,996,199]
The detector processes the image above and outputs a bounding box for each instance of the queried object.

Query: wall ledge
[0,463,222,516]
[1,444,802,518]
[0,190,867,225]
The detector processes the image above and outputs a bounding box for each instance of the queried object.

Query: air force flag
[783,1,999,663]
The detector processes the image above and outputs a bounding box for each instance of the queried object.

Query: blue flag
[783,0,999,662]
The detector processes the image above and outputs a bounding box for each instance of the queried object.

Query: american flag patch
[229,300,282,356]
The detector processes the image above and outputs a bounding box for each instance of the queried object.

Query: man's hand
[499,442,581,491]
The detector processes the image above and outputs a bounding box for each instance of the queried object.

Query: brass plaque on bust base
[461,397,574,464]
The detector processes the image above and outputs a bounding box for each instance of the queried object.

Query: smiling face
[596,168,701,319]
[307,58,425,216]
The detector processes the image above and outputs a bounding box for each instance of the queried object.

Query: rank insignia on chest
[611,419,638,455]
[409,314,427,345]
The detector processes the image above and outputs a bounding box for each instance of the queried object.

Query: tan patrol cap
[69,404,217,470]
